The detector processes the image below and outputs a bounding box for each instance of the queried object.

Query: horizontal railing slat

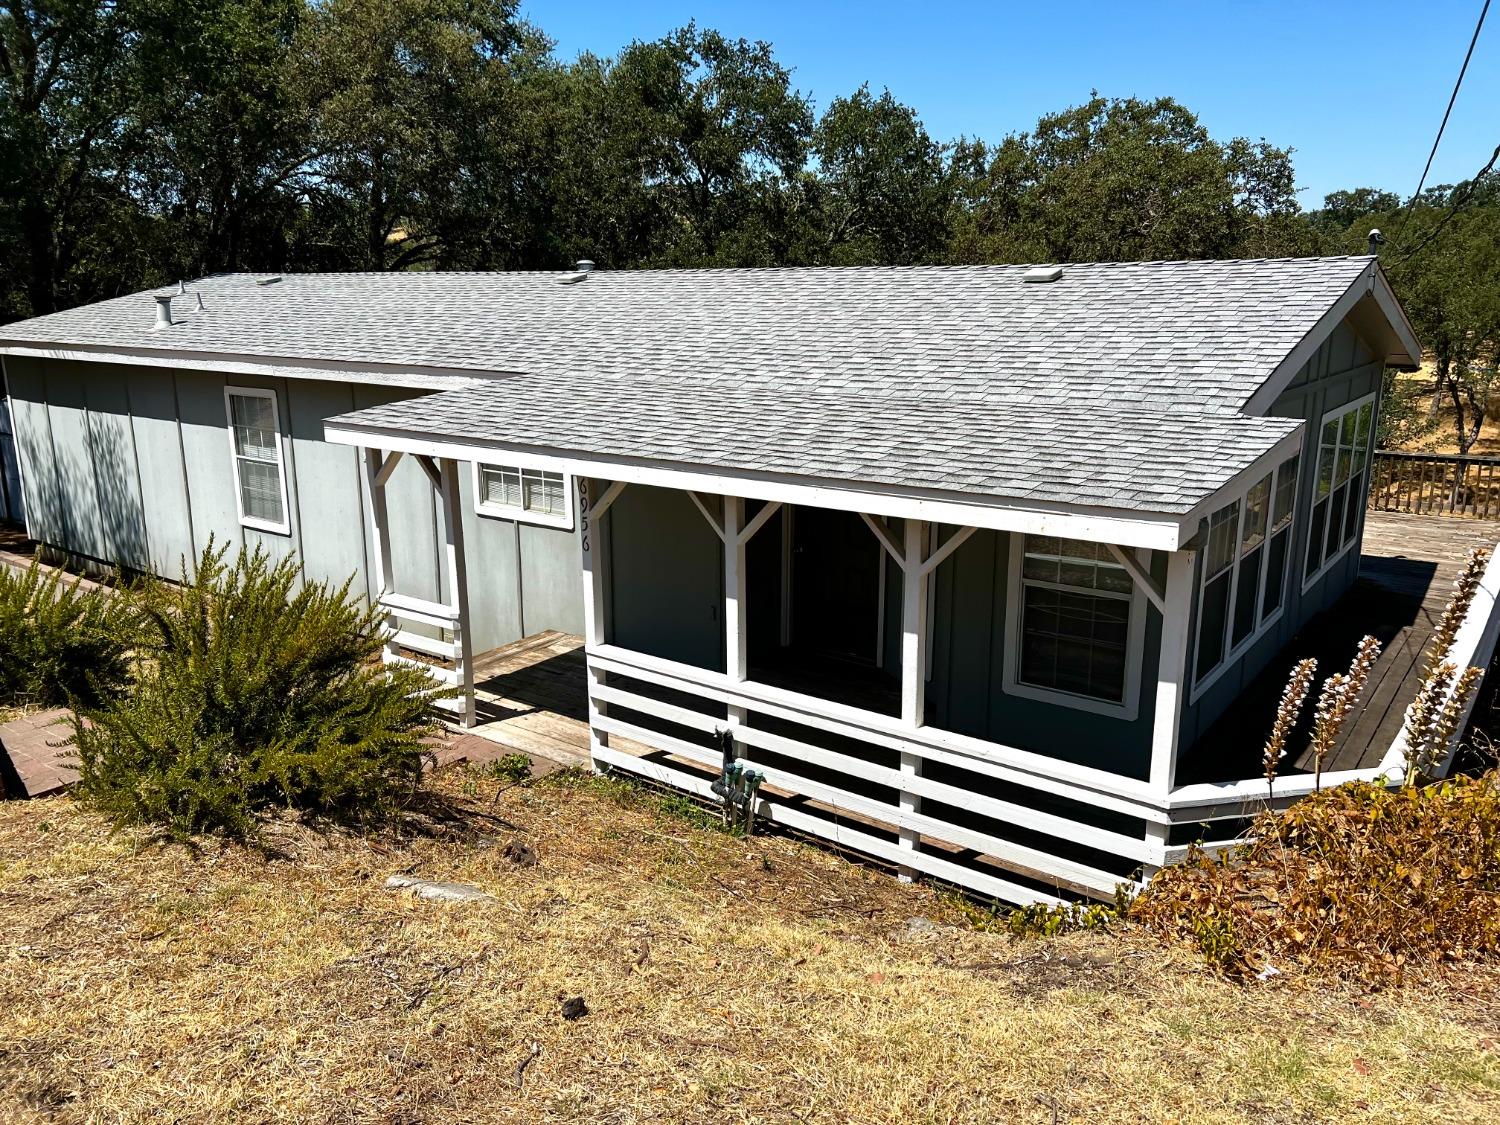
[595,713,1130,897]
[591,743,1067,907]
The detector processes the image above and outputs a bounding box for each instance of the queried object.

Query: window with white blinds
[1004,533,1147,719]
[474,463,572,527]
[224,387,289,534]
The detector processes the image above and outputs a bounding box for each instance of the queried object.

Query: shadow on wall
[22,401,151,577]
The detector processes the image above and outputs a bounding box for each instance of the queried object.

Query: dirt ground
[3,768,1499,1124]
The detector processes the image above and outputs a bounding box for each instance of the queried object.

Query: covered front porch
[385,473,1500,907]
[347,440,1225,903]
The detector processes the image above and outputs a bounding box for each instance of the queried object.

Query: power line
[1387,139,1500,273]
[1391,0,1491,246]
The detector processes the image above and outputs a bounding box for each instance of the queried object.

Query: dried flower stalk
[1425,547,1490,679]
[1399,546,1492,786]
[1308,635,1382,790]
[1263,658,1317,796]
[1403,662,1486,783]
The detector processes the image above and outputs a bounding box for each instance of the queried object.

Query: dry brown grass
[3,769,1500,1124]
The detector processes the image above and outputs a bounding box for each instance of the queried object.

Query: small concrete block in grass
[384,875,495,903]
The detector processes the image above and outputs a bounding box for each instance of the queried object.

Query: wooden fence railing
[1369,451,1500,519]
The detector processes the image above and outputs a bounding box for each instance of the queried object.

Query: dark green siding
[604,483,725,671]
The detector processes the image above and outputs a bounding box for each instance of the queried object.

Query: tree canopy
[0,0,1492,434]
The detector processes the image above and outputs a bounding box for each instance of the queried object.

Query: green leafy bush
[0,563,138,709]
[72,544,446,839]
[489,752,533,784]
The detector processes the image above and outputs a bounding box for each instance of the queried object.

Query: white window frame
[223,385,290,536]
[1302,391,1377,593]
[1002,532,1149,721]
[1189,453,1301,703]
[471,460,575,530]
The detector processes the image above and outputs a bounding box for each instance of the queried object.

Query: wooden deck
[1176,511,1499,784]
[462,631,591,766]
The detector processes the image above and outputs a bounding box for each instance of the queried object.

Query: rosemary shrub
[72,544,446,838]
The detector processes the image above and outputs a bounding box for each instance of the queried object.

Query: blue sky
[520,0,1499,209]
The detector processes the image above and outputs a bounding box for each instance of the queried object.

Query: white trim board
[323,422,1199,551]
[0,343,495,392]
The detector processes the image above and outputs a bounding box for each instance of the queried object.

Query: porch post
[437,458,476,728]
[1148,548,1196,794]
[898,518,930,877]
[579,477,610,769]
[724,497,747,681]
[723,497,749,750]
[363,448,398,664]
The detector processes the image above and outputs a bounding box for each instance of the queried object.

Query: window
[1006,534,1144,717]
[1304,396,1375,585]
[224,387,289,535]
[1193,454,1301,691]
[473,462,573,528]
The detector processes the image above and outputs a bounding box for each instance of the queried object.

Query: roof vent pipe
[1367,228,1385,255]
[153,293,174,329]
[558,259,596,285]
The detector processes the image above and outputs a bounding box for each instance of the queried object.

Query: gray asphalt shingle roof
[1,257,1379,513]
[336,374,1300,515]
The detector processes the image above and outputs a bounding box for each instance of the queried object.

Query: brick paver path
[0,708,77,798]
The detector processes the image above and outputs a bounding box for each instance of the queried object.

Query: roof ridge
[192,256,1373,282]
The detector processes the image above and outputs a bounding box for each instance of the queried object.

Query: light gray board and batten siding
[1176,320,1384,750]
[3,356,583,651]
[0,368,25,524]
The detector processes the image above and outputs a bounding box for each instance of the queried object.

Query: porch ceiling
[324,373,1299,520]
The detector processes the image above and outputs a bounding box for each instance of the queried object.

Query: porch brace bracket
[1106,544,1167,614]
[414,454,443,490]
[590,480,628,520]
[861,515,976,579]
[859,512,906,567]
[690,492,782,546]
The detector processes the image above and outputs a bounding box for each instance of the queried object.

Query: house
[0,257,1426,902]
[0,276,588,708]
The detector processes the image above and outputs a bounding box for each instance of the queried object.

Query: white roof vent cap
[1023,264,1064,283]
[558,259,596,285]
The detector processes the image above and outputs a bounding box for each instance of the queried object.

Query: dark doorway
[792,507,881,664]
[746,505,899,715]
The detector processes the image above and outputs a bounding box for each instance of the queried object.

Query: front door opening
[746,504,900,715]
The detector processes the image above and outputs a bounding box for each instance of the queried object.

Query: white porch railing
[364,448,476,727]
[586,644,1168,905]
